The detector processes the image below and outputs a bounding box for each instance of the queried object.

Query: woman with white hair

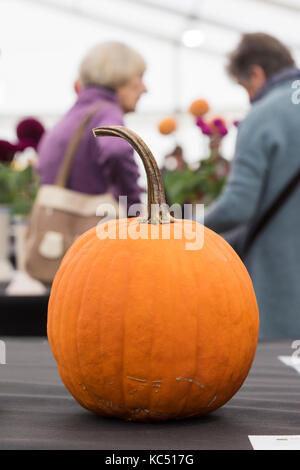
[37,41,147,209]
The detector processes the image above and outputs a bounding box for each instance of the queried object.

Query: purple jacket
[37,86,142,207]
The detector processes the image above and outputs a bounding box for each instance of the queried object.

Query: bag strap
[243,166,300,256]
[55,103,106,187]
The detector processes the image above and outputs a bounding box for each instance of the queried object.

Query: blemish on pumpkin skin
[152,380,162,388]
[130,408,150,415]
[185,412,202,418]
[127,409,170,419]
[127,376,147,383]
[98,399,120,410]
[176,377,205,388]
[207,395,217,407]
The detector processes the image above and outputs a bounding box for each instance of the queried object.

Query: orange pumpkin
[189,99,210,117]
[47,126,259,422]
[158,117,177,135]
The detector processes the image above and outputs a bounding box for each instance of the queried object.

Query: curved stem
[93,126,174,224]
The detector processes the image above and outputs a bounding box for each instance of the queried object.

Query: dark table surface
[0,338,299,450]
[0,284,49,336]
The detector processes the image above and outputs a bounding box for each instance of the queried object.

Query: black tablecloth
[0,284,49,336]
[0,339,299,450]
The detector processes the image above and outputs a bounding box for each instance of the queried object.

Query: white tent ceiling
[0,0,299,166]
[0,0,299,116]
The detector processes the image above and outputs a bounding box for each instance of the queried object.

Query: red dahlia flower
[0,140,16,163]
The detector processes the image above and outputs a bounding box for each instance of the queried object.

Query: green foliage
[163,155,229,207]
[0,163,16,205]
[0,163,39,215]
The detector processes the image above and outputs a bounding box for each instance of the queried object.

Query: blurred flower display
[0,156,39,216]
[0,140,17,205]
[10,164,39,216]
[0,140,16,164]
[189,99,210,117]
[0,117,44,215]
[158,117,177,135]
[160,100,234,208]
[16,117,45,151]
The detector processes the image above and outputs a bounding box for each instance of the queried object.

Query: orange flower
[158,117,177,135]
[189,99,210,117]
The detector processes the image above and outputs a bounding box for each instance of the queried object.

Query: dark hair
[227,33,295,81]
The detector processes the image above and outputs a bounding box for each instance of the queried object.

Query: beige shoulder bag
[25,105,125,284]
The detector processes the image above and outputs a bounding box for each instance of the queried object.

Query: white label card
[249,436,300,450]
[278,356,300,374]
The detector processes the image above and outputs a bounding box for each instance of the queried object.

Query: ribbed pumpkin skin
[47,218,259,421]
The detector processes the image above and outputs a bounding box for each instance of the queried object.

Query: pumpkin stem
[93,126,174,224]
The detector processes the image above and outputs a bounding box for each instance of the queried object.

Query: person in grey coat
[204,33,300,339]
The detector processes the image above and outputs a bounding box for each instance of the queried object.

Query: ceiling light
[181,29,205,48]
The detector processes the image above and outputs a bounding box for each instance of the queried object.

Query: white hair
[79,41,146,89]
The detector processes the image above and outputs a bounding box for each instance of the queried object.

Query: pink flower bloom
[202,125,212,136]
[218,125,228,136]
[211,118,228,137]
[213,118,224,127]
[196,116,205,126]
[196,117,212,136]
